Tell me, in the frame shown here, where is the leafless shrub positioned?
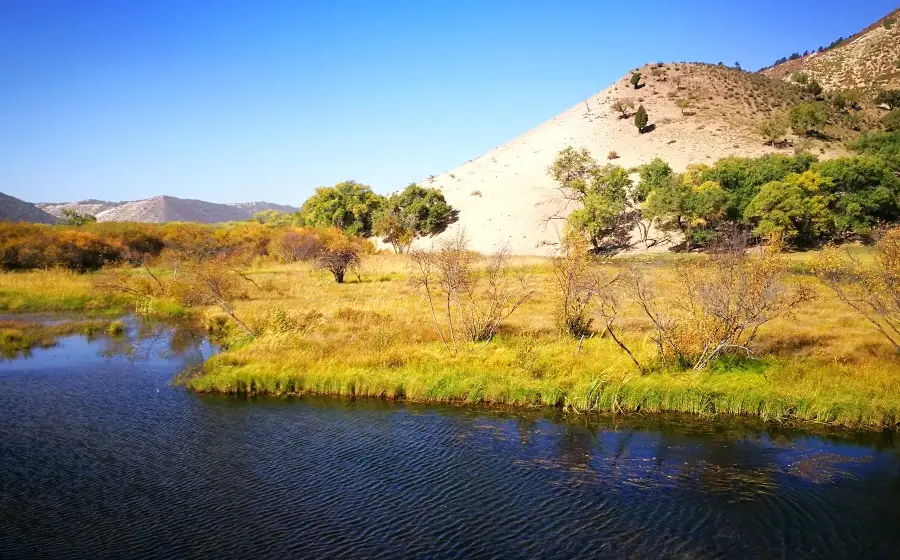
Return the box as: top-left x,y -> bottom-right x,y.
814,227 -> 900,352
408,232 -> 533,351
623,233 -> 814,369
551,233 -> 643,372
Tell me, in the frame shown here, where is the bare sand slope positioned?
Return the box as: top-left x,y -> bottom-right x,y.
423,63 -> 844,255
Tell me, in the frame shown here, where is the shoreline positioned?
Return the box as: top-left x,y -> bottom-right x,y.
178,354 -> 900,430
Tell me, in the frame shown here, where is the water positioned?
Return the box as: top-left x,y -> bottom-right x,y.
1,318 -> 899,559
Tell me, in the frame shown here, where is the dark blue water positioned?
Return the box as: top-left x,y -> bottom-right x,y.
1,318 -> 899,559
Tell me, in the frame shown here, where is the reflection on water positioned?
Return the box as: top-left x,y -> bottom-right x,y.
0,319 -> 899,559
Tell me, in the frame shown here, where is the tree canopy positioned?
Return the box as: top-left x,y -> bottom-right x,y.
374,183 -> 458,252
296,180 -> 383,237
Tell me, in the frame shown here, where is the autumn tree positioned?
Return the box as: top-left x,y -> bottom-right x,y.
814,227 -> 900,352
408,232 -> 533,350
313,228 -> 368,283
744,171 -> 834,246
623,234 -> 813,369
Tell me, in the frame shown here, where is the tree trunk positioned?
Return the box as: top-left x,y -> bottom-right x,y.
334,269 -> 345,283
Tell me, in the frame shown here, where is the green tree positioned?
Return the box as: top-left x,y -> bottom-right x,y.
549,148 -> 630,252
788,102 -> 828,135
250,209 -> 295,227
744,171 -> 834,246
875,90 -> 900,109
635,157 -> 674,202
758,117 -> 788,145
59,209 -> 97,226
296,180 -> 384,237
373,183 -> 458,253
634,105 -> 649,133
813,156 -> 900,235
805,80 -> 823,97
630,72 -> 642,88
642,169 -> 727,249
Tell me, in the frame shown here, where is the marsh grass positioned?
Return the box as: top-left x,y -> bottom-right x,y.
0,318 -> 123,358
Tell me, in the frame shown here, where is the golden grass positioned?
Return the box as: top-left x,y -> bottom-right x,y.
179,251 -> 900,429
0,270 -> 124,312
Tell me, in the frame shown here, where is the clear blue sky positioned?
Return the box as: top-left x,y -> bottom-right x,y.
1,1 -> 896,205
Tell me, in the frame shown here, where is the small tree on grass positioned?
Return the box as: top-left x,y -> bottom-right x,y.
814,227 -> 900,352
622,233 -> 814,370
611,98 -> 635,118
805,80 -> 823,97
630,72 -> 642,88
314,228 -> 367,283
634,105 -> 649,133
408,232 -> 533,352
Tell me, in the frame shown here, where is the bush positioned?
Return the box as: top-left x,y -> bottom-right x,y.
610,98 -> 635,118
882,110 -> 900,132
875,90 -> 900,110
789,102 -> 828,135
814,227 -> 900,352
408,232 -> 533,348
758,117 -> 788,145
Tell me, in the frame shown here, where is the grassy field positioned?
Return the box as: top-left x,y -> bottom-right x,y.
0,270 -> 125,313
172,250 -> 900,429
2,250 -> 897,429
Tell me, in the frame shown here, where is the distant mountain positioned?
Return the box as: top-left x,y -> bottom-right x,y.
37,196 -> 297,224
0,192 -> 57,224
762,9 -> 900,95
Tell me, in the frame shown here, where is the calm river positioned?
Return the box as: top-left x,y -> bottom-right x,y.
1,318 -> 899,559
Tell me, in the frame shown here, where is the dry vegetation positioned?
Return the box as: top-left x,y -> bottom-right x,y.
139,240 -> 899,429
763,9 -> 900,96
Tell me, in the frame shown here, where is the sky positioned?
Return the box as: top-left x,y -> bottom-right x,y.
1,1 -> 897,205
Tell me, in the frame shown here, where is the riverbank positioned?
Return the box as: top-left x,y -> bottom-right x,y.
5,251 -> 898,429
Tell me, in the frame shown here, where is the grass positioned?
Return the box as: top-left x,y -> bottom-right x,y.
171,250 -> 900,430
5,252 -> 897,429
0,270 -> 125,313
0,318 -> 124,358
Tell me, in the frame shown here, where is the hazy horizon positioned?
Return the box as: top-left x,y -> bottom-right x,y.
2,0 -> 897,205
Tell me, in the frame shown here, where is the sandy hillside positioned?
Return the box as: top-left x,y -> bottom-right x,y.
762,9 -> 900,95
424,63 -> 845,255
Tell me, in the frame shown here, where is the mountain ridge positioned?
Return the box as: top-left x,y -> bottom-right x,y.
37,196 -> 297,224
